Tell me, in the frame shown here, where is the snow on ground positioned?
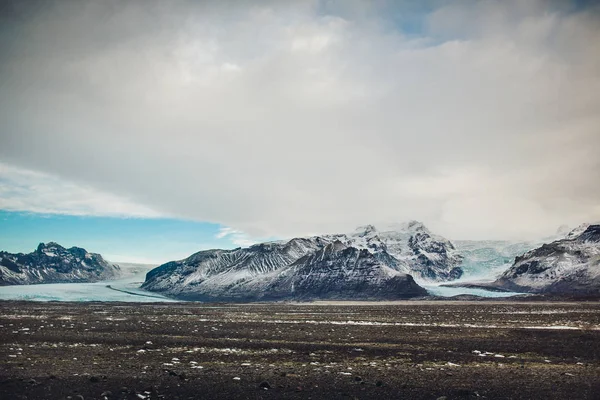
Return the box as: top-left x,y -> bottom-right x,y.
0,269 -> 522,301
423,284 -> 522,298
0,266 -> 178,302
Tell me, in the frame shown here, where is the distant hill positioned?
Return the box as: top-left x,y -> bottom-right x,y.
0,242 -> 121,285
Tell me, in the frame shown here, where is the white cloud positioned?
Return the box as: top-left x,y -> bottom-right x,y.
0,0 -> 598,240
215,227 -> 241,239
215,226 -> 259,247
0,163 -> 162,218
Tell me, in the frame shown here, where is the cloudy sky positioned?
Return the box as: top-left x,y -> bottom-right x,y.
1,0 -> 599,261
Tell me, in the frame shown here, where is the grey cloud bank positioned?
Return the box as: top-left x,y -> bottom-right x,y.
0,0 -> 599,240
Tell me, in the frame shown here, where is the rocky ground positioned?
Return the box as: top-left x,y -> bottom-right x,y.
1,300 -> 599,400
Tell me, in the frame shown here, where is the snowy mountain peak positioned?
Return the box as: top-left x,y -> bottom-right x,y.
565,223 -> 592,240
352,225 -> 377,236
405,220 -> 428,231
338,221 -> 463,282
37,242 -> 62,252
379,220 -> 429,234
576,225 -> 600,243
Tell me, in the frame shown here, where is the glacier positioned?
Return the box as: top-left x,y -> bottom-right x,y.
418,240 -> 538,297
0,264 -> 176,302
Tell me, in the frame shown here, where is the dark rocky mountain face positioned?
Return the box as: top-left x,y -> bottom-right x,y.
265,241 -> 428,300
0,242 -> 121,285
142,222 -> 459,301
492,225 -> 600,296
406,231 -> 463,281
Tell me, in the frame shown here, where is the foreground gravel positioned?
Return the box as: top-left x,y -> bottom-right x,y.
1,300 -> 599,399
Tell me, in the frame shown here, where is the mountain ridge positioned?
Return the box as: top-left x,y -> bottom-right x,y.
141,221 -> 460,301
0,242 -> 121,285
443,225 -> 600,297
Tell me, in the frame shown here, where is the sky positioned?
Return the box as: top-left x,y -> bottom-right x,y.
0,0 -> 599,262
0,211 -> 269,264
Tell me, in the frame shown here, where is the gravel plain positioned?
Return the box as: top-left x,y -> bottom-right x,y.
1,300 -> 599,399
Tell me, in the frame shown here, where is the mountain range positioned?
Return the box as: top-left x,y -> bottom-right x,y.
141,221 -> 461,301
2,222 -> 599,300
0,242 -> 121,285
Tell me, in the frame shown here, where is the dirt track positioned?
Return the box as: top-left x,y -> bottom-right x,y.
1,301 -> 599,399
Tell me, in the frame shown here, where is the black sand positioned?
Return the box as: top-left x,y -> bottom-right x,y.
1,301 -> 599,399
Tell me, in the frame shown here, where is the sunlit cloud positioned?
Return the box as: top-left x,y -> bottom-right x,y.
215,226 -> 258,247
0,163 -> 163,219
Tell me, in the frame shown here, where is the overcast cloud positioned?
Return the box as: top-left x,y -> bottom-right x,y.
0,0 -> 598,240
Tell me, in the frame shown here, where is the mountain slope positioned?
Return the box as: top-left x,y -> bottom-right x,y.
142,222 -> 459,301
0,242 -> 121,285
324,221 -> 463,281
265,241 -> 427,300
491,225 -> 600,296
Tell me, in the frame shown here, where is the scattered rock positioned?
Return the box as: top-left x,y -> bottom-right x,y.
100,391 -> 112,398
27,378 -> 38,385
375,380 -> 383,387
354,376 -> 362,382
258,381 -> 271,390
89,376 -> 99,383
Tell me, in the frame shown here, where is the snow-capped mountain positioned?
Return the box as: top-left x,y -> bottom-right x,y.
449,223 -> 595,283
564,223 -> 591,240
491,225 -> 600,296
142,221 -> 459,301
0,242 -> 121,285
328,221 -> 463,281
